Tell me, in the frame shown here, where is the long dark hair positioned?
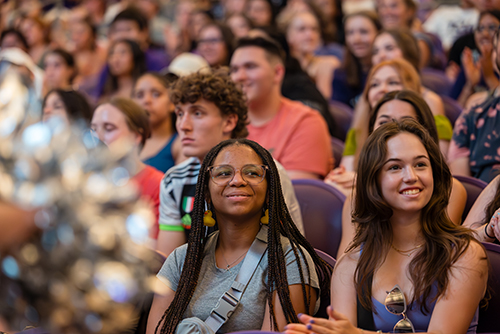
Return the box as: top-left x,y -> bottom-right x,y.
197,23 -> 235,66
351,118 -> 478,313
343,11 -> 381,89
156,139 -> 332,333
42,48 -> 77,84
369,90 -> 439,142
43,89 -> 92,124
133,72 -> 177,132
374,29 -> 420,70
103,39 -> 146,97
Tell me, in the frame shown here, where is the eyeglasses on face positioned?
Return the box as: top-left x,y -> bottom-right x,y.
475,24 -> 500,34
197,38 -> 224,45
385,285 -> 415,333
207,164 -> 268,186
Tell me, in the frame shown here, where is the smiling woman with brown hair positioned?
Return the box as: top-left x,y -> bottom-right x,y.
285,119 -> 487,334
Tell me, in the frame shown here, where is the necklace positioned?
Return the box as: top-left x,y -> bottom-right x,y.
220,247 -> 248,271
391,243 -> 424,257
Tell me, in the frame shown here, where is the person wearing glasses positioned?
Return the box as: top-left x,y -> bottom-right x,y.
447,10 -> 500,107
154,70 -> 304,258
196,23 -> 235,68
146,139 -> 331,334
285,119 -> 488,334
449,24 -> 500,183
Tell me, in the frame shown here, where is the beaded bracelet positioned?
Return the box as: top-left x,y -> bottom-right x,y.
485,222 -> 496,239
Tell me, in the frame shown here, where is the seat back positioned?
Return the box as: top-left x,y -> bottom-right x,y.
227,331 -> 276,334
478,242 -> 500,333
314,248 -> 336,318
292,179 -> 345,259
329,101 -> 353,141
331,137 -> 345,169
421,68 -> 452,96
454,175 -> 487,223
441,95 -> 463,126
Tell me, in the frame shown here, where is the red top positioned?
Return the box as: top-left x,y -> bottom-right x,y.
247,97 -> 333,177
133,165 -> 164,239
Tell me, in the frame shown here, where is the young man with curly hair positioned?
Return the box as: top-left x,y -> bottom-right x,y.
156,70 -> 303,257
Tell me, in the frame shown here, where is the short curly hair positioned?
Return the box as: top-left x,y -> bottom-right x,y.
169,69 -> 248,139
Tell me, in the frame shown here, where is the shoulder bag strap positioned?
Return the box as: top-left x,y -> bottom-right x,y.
204,225 -> 268,332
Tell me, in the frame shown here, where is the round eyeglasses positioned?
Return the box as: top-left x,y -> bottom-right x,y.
207,164 -> 268,186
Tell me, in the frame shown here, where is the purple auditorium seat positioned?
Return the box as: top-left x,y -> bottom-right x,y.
315,248 -> 336,268
227,331 -> 276,334
292,179 -> 345,259
478,242 -> 500,333
331,137 -> 345,169
441,95 -> 463,126
421,68 -> 453,96
329,101 -> 353,141
453,175 -> 487,223
314,248 -> 335,318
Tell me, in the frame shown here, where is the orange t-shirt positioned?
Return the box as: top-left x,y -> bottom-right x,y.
247,97 -> 333,177
133,165 -> 164,239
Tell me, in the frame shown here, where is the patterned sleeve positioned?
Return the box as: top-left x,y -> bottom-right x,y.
449,108 -> 473,162
158,174 -> 184,232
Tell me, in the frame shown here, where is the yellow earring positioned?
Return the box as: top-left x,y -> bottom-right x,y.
260,209 -> 269,225
204,210 -> 216,227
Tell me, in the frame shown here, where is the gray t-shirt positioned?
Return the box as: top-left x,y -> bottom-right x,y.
157,229 -> 320,333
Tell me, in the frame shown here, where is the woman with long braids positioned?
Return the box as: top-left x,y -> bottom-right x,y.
146,139 -> 331,334
285,119 -> 487,334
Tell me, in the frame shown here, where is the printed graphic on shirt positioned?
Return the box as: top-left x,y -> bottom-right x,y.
179,186 -> 196,230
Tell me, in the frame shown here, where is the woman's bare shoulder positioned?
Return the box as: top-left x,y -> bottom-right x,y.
334,247 -> 360,273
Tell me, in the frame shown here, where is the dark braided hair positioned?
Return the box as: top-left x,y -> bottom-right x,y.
156,139 -> 332,333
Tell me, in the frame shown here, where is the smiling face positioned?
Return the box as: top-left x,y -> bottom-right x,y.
372,33 -> 403,65
227,15 -> 251,39
287,12 -> 321,55
378,0 -> 413,29
367,65 -> 404,107
373,99 -> 418,130
230,46 -> 281,105
474,13 -> 500,50
133,74 -> 173,128
91,103 -> 140,147
69,20 -> 93,51
197,25 -> 228,67
378,132 -> 433,217
345,15 -> 378,60
247,0 -> 273,27
175,99 -> 236,160
208,144 -> 267,223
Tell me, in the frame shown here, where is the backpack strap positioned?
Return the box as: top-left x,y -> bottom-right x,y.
204,225 -> 268,332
